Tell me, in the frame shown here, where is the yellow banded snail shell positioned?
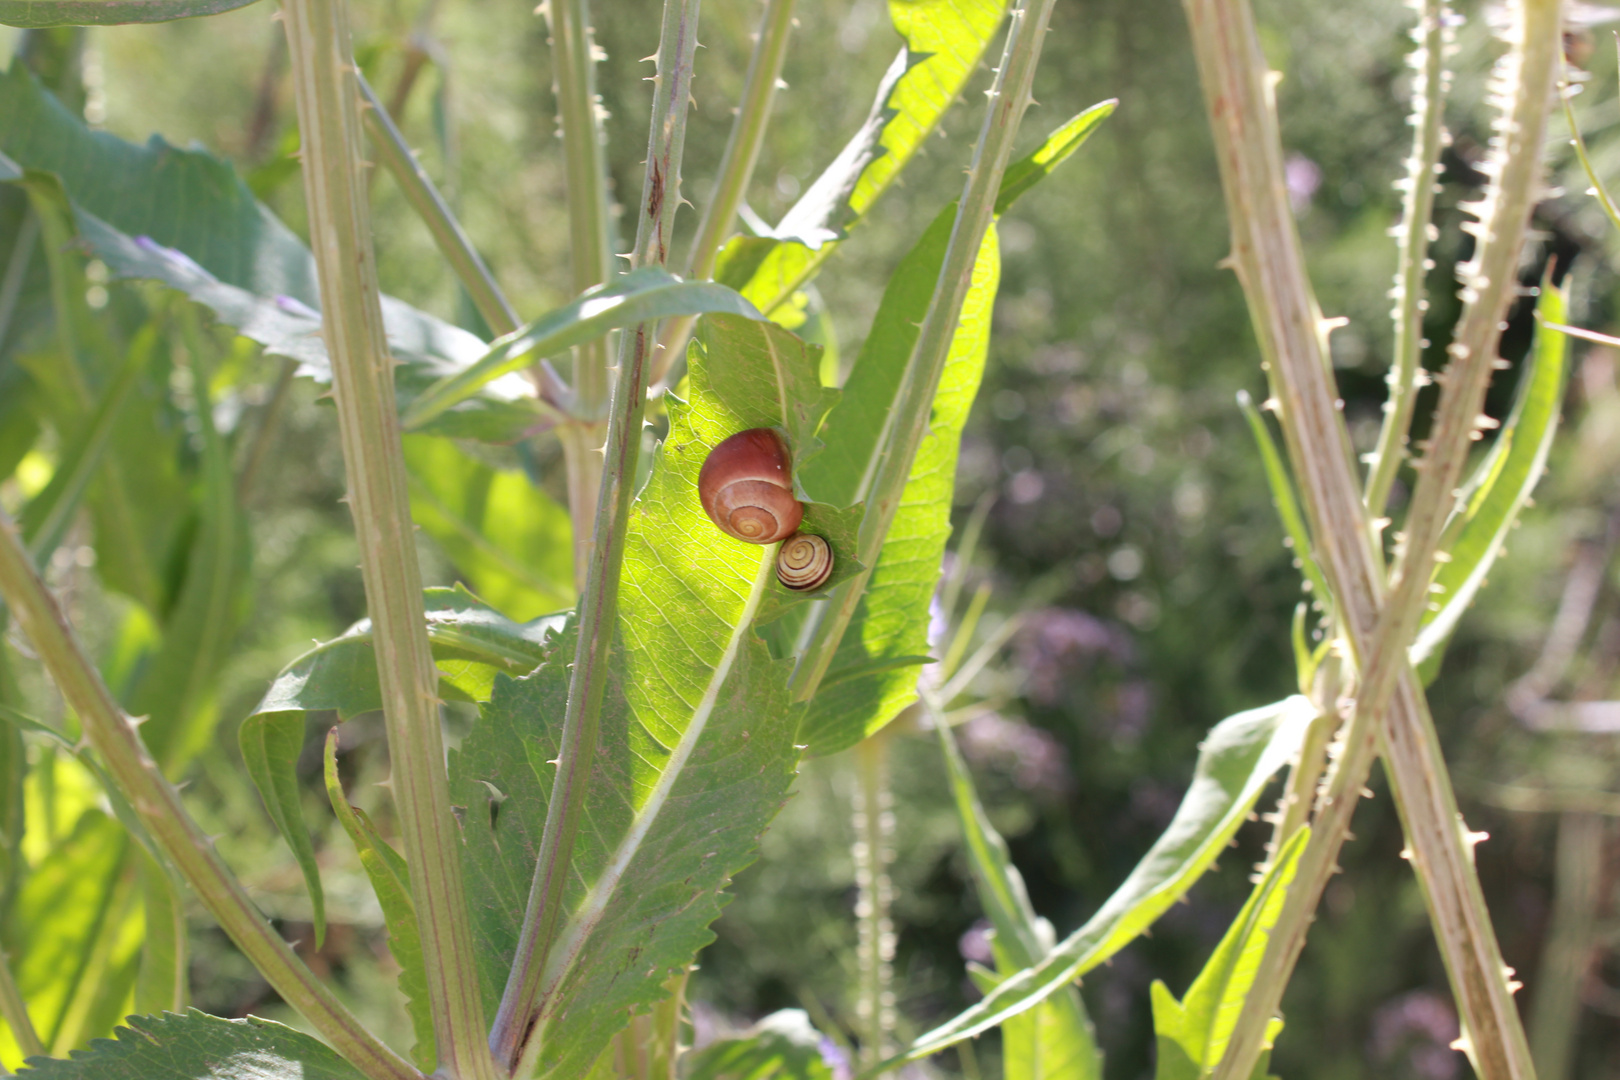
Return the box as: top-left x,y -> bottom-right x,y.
776,533 -> 833,591
698,428 -> 804,544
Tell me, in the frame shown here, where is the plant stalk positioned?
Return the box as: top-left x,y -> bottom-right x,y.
279,3 -> 497,1077
490,0 -> 704,1067
542,0 -> 616,591
789,0 -> 1055,703
854,730 -> 896,1069
650,0 -> 798,391
1364,0 -> 1452,519
1183,0 -> 1557,1077
0,510 -> 420,1080
357,71 -> 519,337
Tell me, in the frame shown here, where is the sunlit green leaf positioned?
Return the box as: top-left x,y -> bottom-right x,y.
451,315 -> 846,1078
716,0 -> 1010,315
1150,829 -> 1304,1080
403,437 -> 574,621
1410,281 -> 1569,676
875,696 -> 1315,1072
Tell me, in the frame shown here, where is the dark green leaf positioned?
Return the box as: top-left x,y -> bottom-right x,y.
0,0 -> 261,28
14,1010 -> 366,1079
238,712 -> 325,949
684,1010 -> 834,1080
1236,390 -> 1333,612
249,585 -> 564,723
322,732 -> 432,1071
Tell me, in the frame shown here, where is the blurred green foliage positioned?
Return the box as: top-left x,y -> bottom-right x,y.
0,0 -> 1617,1076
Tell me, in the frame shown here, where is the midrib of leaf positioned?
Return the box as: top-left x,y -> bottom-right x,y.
533,550 -> 776,1011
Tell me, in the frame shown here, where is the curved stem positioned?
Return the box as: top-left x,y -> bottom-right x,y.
0,949 -> 42,1061
650,0 -> 798,391
490,0 -> 704,1067
0,512 -> 419,1080
280,3 -> 496,1077
1364,0 -> 1451,519
358,71 -> 519,337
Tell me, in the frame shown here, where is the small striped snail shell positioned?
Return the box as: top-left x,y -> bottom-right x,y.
698,428 -> 804,544
776,533 -> 833,591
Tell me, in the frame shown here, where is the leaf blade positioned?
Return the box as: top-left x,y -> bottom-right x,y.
0,0 -> 261,27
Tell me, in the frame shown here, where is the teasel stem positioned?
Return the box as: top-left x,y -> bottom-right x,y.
1364,0 -> 1453,519
491,0 -> 704,1068
280,1 -> 497,1075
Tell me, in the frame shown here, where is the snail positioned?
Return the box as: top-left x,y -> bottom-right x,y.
775,533 -> 833,591
699,427 -> 834,591
698,428 -> 804,544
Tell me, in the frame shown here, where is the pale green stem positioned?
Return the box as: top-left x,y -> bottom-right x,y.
357,71 -> 519,337
235,357 -> 298,505
1364,0 -> 1451,519
490,0 -> 704,1067
1562,55 -> 1620,237
650,0 -> 798,391
854,731 -> 895,1070
0,950 -> 42,1060
0,510 -> 419,1080
543,0 -> 615,591
279,3 -> 496,1078
790,0 -> 1057,702
1184,0 -> 1557,1078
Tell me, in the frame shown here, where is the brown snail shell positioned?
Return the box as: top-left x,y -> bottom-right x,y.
776,533 -> 833,591
698,428 -> 804,544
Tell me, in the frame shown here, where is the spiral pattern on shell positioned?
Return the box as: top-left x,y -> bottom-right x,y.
776,533 -> 833,591
698,428 -> 804,544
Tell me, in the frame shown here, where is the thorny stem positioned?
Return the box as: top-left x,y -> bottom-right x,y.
279,3 -> 497,1077
1185,0 -> 1557,1078
1560,54 -> 1620,237
0,511 -> 420,1080
854,731 -> 896,1069
490,0 -> 704,1068
357,71 -> 519,337
1364,0 -> 1452,519
543,0 -> 616,591
650,0 -> 799,391
789,0 -> 1055,703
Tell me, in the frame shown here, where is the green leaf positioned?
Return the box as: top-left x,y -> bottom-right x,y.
1150,829 -> 1305,1080
0,62 -> 530,440
7,811 -> 126,1056
0,1 -> 261,28
683,1010 -> 834,1080
12,1010 -> 366,1079
994,101 -> 1117,214
716,0 -> 1011,315
938,719 -> 1102,1080
322,732 -> 433,1072
403,436 -> 574,621
1409,280 -> 1570,675
133,853 -> 186,1018
1236,391 -> 1333,612
399,268 -> 764,431
450,315 -> 843,1078
249,585 -> 564,722
794,108 -> 1111,754
237,712 -> 325,950
876,696 -> 1315,1071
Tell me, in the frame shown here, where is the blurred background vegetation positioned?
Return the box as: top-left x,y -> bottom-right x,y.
0,0 -> 1617,1076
